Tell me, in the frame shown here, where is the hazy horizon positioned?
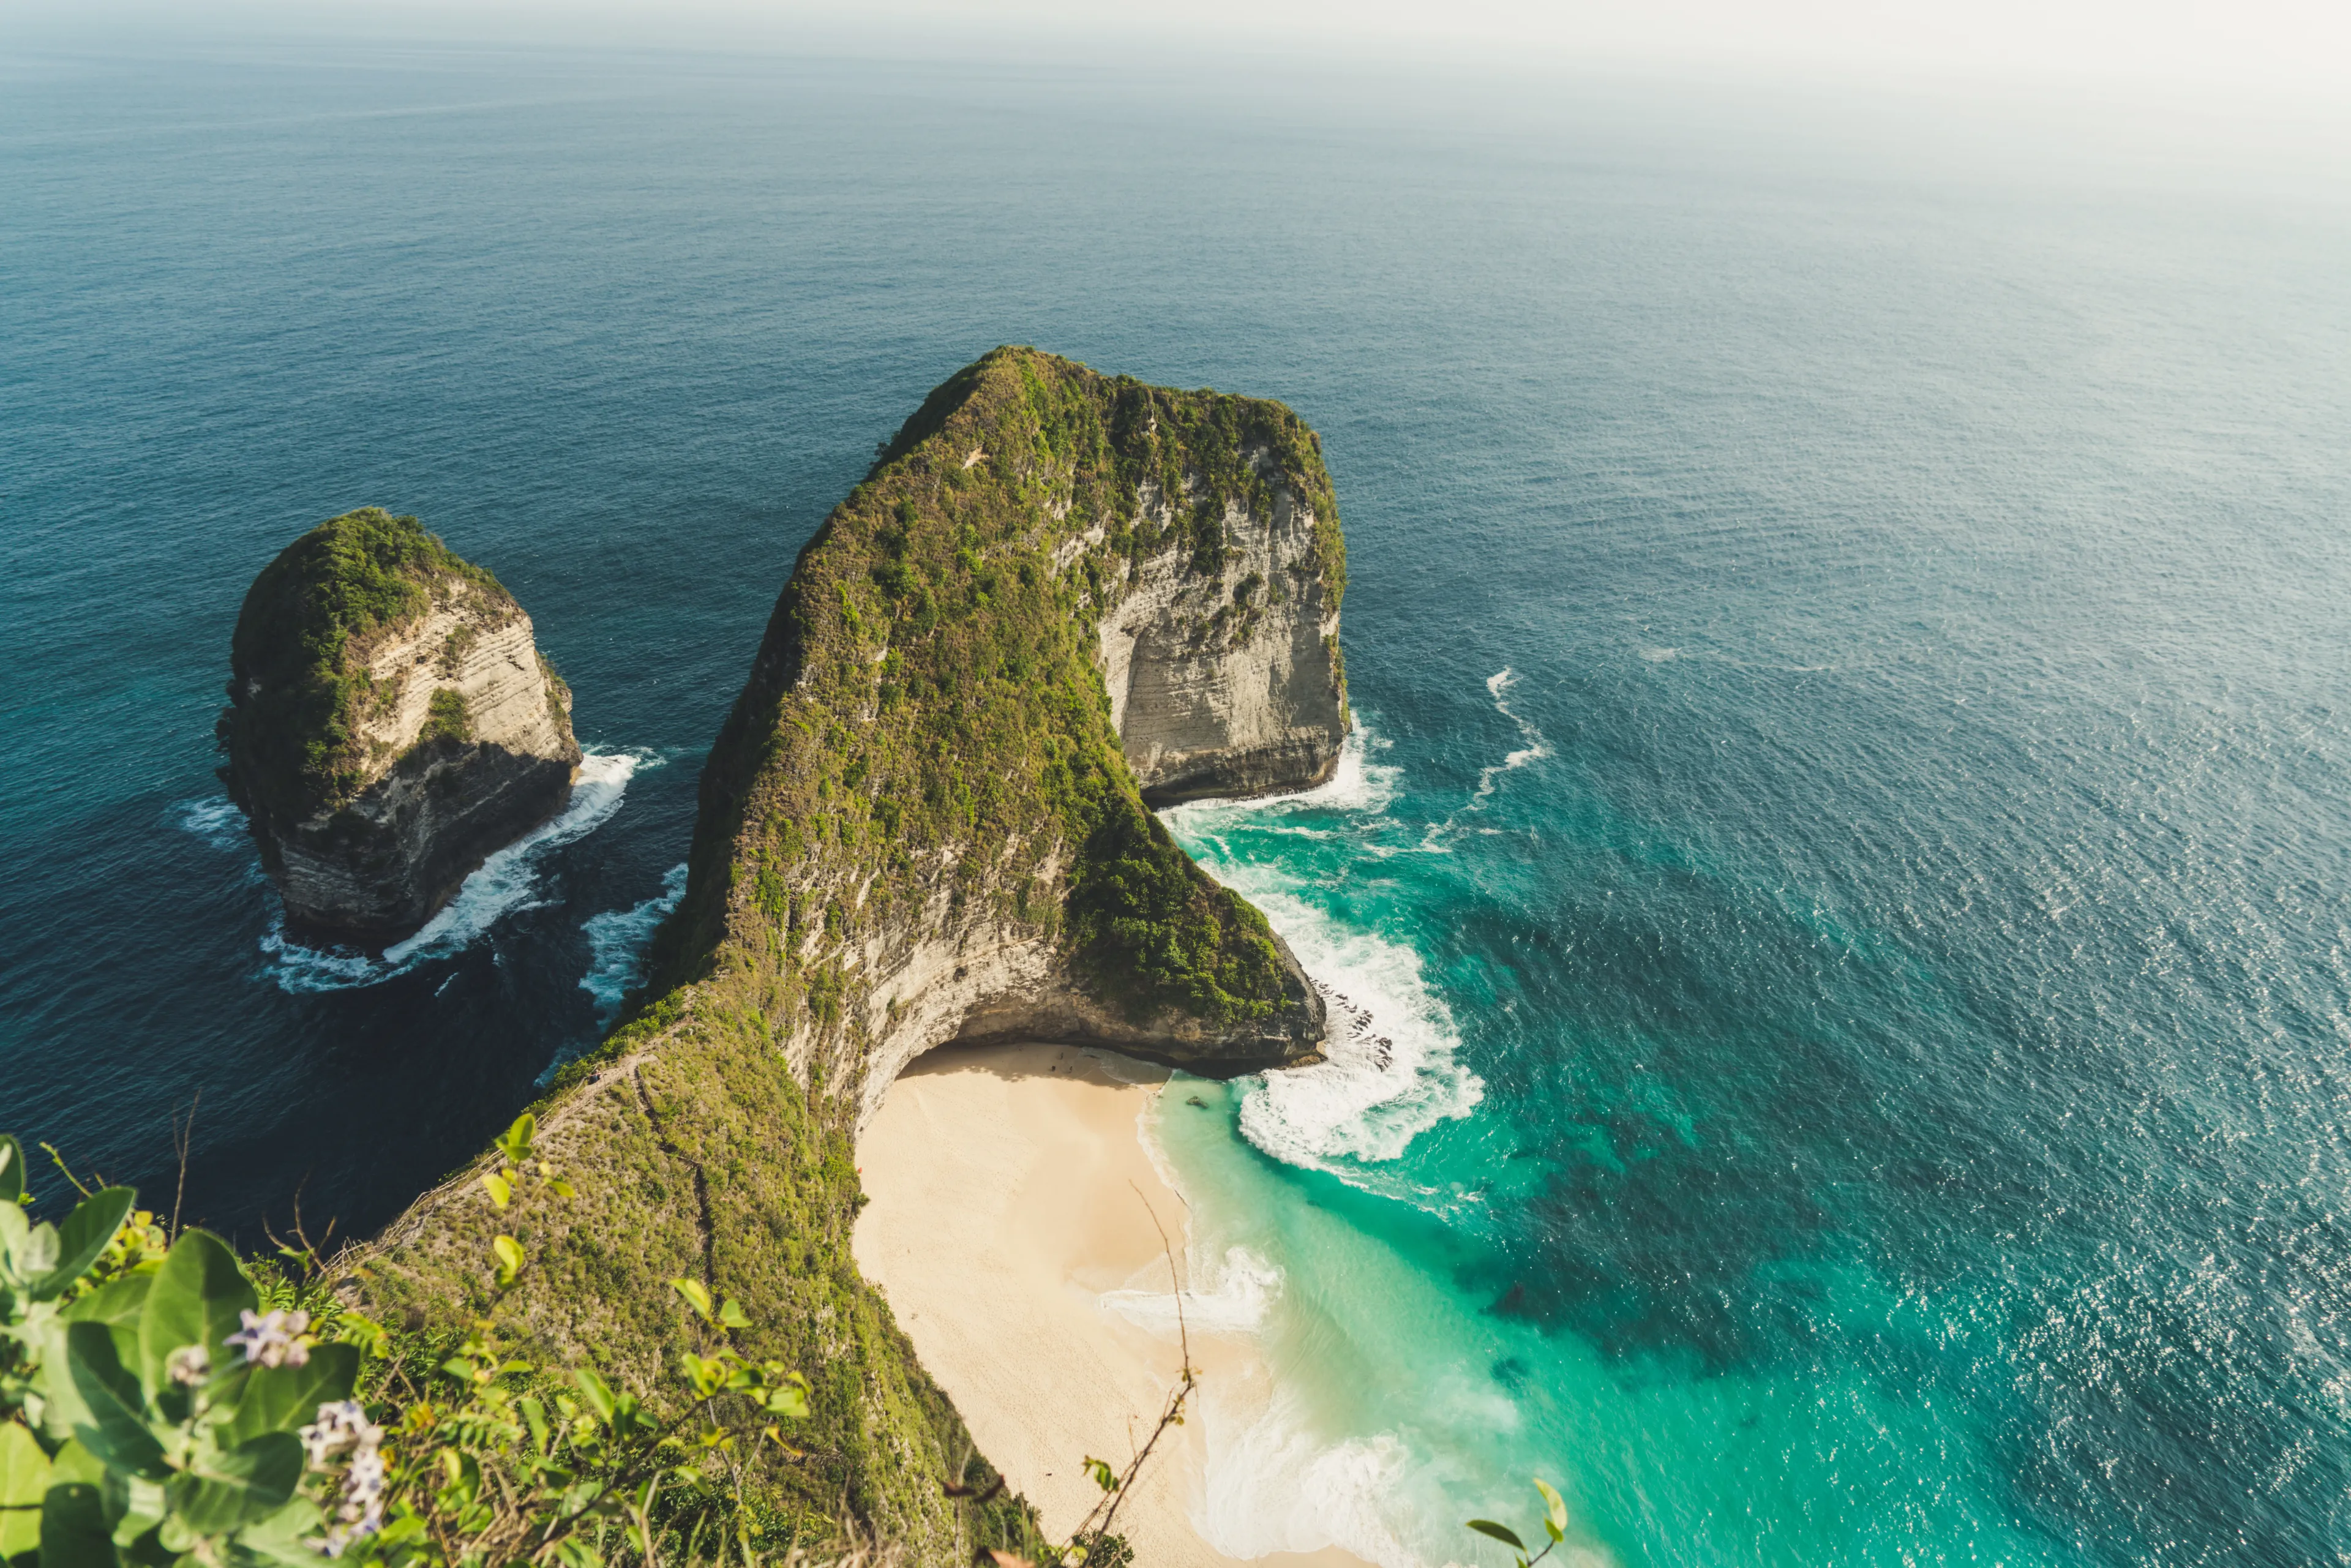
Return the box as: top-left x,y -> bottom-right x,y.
7,0 -> 2351,105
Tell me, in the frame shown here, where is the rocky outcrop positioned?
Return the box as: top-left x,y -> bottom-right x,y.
637,345 -> 1350,1112
1100,472 -> 1346,803
219,508 -> 580,943
346,351 -> 1351,1559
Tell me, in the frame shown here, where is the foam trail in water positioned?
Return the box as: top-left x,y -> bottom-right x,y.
1419,668 -> 1550,852
263,750 -> 656,993
579,860 -> 688,1020
1100,1245 -> 1283,1336
1472,667 -> 1550,801
174,796 -> 249,850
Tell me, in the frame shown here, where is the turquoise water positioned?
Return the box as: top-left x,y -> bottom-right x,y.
7,34 -> 2351,1567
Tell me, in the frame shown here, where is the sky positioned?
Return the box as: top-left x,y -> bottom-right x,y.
7,0 -> 2350,97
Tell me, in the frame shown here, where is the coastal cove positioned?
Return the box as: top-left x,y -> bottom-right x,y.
852,1042 -> 1368,1568
7,36 -> 2351,1568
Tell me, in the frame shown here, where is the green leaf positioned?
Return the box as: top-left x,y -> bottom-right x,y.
103,1473 -> 166,1551
58,1278 -> 148,1334
24,1319 -> 89,1450
15,1228 -> 58,1285
494,1114 -> 536,1167
136,1232 -> 253,1397
0,1137 -> 24,1206
59,1279 -> 151,1394
667,1280 -> 712,1321
1467,1520 -> 1526,1551
715,1298 -> 749,1330
481,1172 -> 512,1210
62,1326 -> 163,1479
29,1192 -> 134,1304
0,1422 -> 53,1564
0,1205 -> 30,1285
331,1312 -> 386,1358
492,1235 -> 525,1286
225,1345 -> 357,1444
223,1495 -> 323,1568
1532,1477 -> 1567,1541
168,1433 -> 301,1534
36,1478 -> 114,1568
574,1369 -> 614,1427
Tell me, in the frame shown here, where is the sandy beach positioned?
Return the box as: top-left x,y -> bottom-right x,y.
853,1043 -> 1368,1568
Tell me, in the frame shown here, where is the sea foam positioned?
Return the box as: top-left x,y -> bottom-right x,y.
1160,721 -> 1402,835
1161,717 -> 1483,1191
1234,885 -> 1483,1177
1418,667 -> 1550,852
1197,1409 -> 1423,1567
174,795 -> 250,851
263,749 -> 656,993
579,860 -> 688,1019
1100,1245 -> 1284,1336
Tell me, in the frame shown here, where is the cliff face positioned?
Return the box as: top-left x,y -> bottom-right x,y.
219,508 -> 581,942
1100,471 -> 1346,803
346,351 -> 1349,1558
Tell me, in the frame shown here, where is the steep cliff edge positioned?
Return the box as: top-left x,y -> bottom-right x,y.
345,350 -> 1349,1558
219,508 -> 581,942
1100,463 -> 1346,803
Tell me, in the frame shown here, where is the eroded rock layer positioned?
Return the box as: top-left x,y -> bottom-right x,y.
219,508 -> 580,942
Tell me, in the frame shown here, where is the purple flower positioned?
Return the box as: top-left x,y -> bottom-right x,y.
226,1308 -> 312,1368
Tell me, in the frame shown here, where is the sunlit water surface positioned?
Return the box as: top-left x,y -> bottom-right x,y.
4,39 -> 2349,1567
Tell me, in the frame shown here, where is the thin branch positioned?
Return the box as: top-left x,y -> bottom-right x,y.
1070,1182 -> 1196,1551
40,1142 -> 96,1198
168,1090 -> 200,1240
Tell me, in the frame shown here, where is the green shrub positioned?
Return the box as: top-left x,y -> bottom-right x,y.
416,689 -> 472,748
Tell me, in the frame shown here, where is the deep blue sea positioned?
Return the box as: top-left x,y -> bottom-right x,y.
6,33 -> 2350,1568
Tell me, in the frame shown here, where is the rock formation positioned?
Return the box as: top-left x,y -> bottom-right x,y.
218,508 -> 581,942
346,350 -> 1349,1556
1100,467 -> 1346,803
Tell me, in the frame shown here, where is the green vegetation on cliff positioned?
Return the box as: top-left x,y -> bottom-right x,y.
647,345 -> 1341,1036
219,508 -> 510,823
348,350 -> 1346,1561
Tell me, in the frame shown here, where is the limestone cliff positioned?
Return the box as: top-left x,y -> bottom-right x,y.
345,350 -> 1349,1559
219,508 -> 582,942
1100,467 -> 1346,803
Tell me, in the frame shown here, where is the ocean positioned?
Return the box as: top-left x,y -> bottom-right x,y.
4,33 -> 2349,1567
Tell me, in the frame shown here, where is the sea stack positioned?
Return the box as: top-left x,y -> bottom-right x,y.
217,508 -> 581,942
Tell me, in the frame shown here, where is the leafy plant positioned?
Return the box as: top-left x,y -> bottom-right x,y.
0,1122 -> 814,1568
415,691 -> 472,749
1466,1477 -> 1571,1567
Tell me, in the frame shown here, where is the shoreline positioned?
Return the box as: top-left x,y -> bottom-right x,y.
852,1042 -> 1370,1568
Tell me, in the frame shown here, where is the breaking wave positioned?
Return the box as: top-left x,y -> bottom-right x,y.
1231,882 -> 1483,1180
579,860 -> 688,1019
263,750 -> 656,993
